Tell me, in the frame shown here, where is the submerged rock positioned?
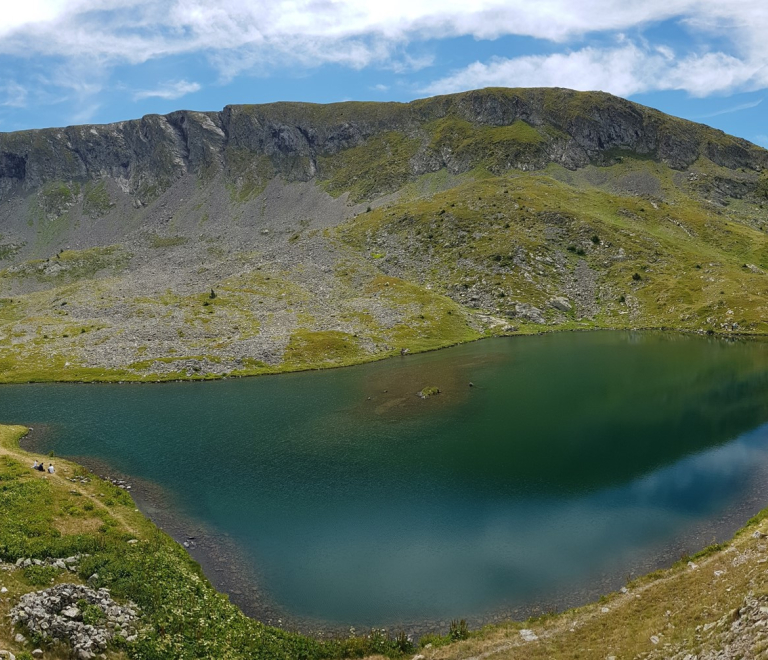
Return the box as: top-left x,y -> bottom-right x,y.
417,386 -> 441,399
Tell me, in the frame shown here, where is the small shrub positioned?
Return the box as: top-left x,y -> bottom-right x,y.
632,272 -> 642,281
23,565 -> 60,586
449,619 -> 470,641
395,631 -> 413,653
591,234 -> 600,244
77,599 -> 106,626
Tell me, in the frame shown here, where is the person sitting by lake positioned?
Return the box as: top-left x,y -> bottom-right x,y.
31,460 -> 39,470
47,464 -> 55,474
35,462 -> 45,472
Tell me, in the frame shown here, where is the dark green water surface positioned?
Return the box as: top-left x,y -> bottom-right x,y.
4,331 -> 768,629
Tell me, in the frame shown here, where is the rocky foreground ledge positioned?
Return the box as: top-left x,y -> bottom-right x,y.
10,584 -> 139,660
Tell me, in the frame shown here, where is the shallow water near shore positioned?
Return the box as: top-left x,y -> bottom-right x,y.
5,331 -> 768,631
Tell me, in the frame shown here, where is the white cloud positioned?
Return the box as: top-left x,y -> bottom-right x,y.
0,81 -> 29,107
0,1 -> 753,62
133,79 -> 201,100
70,102 -> 102,124
0,1 -> 767,99
694,98 -> 763,119
423,40 -> 768,98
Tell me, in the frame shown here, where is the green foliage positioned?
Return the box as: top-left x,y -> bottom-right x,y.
0,242 -> 23,261
77,599 -> 107,625
283,330 -> 363,367
449,619 -> 470,641
22,564 -> 61,586
3,246 -> 130,284
40,181 -> 79,218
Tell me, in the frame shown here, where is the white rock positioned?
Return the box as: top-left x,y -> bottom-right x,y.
32,650 -> 43,658
13,634 -> 25,644
687,561 -> 698,570
550,296 -> 572,312
620,587 -> 628,594
714,570 -> 725,577
0,650 -> 17,660
519,629 -> 538,642
601,607 -> 610,613
0,587 -> 7,593
650,635 -> 660,645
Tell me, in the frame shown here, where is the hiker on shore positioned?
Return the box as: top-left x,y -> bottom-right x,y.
31,460 -> 39,470
47,464 -> 55,474
35,462 -> 45,472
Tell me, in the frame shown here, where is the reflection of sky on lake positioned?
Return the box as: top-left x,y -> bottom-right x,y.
256,422 -> 768,623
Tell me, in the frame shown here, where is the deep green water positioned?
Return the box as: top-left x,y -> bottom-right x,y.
4,332 -> 768,628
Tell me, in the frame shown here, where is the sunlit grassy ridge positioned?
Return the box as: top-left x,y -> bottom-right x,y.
339,156 -> 768,335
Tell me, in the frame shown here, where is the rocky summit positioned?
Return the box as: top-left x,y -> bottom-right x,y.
0,87 -> 766,382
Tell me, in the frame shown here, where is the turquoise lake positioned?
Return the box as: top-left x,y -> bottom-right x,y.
4,331 -> 768,630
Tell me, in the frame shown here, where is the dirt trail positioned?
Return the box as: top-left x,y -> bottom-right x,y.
0,425 -> 138,535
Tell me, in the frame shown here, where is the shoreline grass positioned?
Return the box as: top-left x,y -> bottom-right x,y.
1,324 -> 766,385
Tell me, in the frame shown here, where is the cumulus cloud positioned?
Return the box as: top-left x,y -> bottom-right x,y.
423,41 -> 768,98
0,1 -> 767,99
133,79 -> 201,100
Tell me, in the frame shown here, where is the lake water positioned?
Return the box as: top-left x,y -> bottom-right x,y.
4,331 -> 768,631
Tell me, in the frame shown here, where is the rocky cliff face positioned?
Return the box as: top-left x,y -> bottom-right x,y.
1,88 -> 765,207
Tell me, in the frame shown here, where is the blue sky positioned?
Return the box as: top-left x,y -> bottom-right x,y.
0,1 -> 766,148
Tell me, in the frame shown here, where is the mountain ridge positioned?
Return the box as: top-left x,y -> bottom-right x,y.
0,87 -> 766,383
1,87 -> 765,203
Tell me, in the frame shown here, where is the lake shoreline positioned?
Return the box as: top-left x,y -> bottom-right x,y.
2,325 -> 767,386
12,330 -> 768,637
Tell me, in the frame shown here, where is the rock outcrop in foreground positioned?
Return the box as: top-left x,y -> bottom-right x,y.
10,584 -> 139,659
